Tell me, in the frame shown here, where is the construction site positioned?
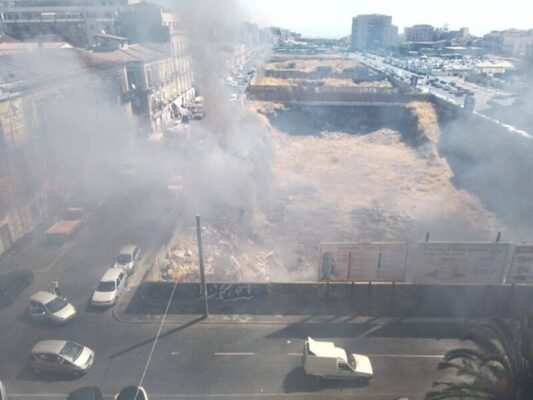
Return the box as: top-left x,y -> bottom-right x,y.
151,54 -> 527,286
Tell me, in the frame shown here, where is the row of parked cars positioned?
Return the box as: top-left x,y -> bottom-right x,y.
27,245 -> 141,325
0,380 -> 147,400
428,78 -> 473,97
22,244 -> 142,386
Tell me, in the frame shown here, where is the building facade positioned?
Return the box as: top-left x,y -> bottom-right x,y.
0,92 -> 47,254
350,14 -> 397,51
0,0 -> 138,47
404,24 -> 434,42
482,29 -> 533,58
0,46 -> 135,256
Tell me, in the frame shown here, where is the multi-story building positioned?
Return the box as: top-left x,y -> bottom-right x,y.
482,29 -> 533,58
404,24 -> 434,42
93,35 -> 194,132
0,45 -> 135,255
0,90 -> 47,254
350,14 -> 397,51
0,0 -> 138,47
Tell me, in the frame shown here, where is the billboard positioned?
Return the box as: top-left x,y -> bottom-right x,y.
412,242 -> 511,284
319,242 -> 408,282
507,245 -> 533,283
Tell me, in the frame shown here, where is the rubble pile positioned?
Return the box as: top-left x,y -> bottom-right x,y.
158,219 -> 284,283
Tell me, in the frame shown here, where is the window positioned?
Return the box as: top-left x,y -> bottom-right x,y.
0,122 -> 5,149
338,363 -> 352,372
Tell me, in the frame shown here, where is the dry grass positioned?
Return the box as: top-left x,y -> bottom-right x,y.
405,101 -> 440,143
266,58 -> 359,73
254,76 -> 391,88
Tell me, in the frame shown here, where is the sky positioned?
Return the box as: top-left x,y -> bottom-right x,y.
241,0 -> 533,38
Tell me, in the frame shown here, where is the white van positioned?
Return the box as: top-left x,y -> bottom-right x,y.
91,268 -> 126,308
302,337 -> 373,382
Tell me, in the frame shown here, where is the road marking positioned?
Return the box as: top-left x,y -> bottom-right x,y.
7,393 -> 431,399
368,354 -> 444,359
171,352 -> 180,355
214,352 -> 255,356
34,242 -> 74,273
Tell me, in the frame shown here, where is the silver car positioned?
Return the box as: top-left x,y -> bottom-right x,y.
27,291 -> 77,325
30,340 -> 94,377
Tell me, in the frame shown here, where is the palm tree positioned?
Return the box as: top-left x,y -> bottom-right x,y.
426,317 -> 533,400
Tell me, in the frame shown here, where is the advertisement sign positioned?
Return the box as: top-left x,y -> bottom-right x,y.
319,242 -> 408,282
507,245 -> 533,283
412,242 -> 511,284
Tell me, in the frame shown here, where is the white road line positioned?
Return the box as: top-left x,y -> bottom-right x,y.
368,354 -> 444,359
171,351 -> 180,355
214,352 -> 255,356
287,353 -> 301,356
34,242 -> 73,273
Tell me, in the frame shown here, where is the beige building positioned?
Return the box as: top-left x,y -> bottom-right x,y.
0,46 -> 134,256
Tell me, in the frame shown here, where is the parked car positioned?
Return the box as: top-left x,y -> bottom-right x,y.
30,340 -> 95,377
0,270 -> 33,307
114,245 -> 141,275
68,387 -> 104,400
302,337 -> 373,382
115,386 -> 149,400
91,268 -> 127,308
27,291 -> 77,325
46,208 -> 84,242
0,380 -> 6,400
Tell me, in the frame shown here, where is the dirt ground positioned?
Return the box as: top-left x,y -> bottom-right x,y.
250,101 -> 503,280
159,101 -> 504,282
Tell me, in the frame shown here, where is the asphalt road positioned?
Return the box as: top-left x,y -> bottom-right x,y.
0,313 -> 465,400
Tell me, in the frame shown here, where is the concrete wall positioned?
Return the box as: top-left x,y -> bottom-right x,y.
247,83 -> 428,104
125,281 -> 533,318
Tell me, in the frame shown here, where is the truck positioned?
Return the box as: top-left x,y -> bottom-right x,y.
302,337 -> 373,382
46,208 -> 84,242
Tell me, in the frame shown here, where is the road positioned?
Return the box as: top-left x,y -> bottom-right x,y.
349,52 -> 511,112
0,195 -> 470,400
0,311 -> 466,399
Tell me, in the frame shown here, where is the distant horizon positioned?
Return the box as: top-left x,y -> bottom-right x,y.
241,0 -> 533,39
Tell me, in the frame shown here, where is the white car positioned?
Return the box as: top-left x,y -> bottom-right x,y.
114,245 -> 141,275
91,268 -> 127,308
27,291 -> 77,325
115,386 -> 148,400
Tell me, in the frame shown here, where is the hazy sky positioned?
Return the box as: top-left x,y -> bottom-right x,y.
241,0 -> 533,38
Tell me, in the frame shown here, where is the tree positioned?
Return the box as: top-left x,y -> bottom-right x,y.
426,318 -> 533,400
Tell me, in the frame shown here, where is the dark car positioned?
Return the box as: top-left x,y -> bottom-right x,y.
115,386 -> 148,400
0,270 -> 33,306
68,387 -> 104,400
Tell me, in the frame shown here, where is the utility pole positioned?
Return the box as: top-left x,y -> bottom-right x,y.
196,215 -> 209,317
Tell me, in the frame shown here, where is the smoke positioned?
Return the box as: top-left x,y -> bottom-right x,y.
160,0 -> 275,232
438,113 -> 533,241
